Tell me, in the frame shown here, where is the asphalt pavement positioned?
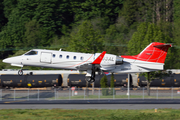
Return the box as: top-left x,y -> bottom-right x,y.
1,99 -> 180,104
0,99 -> 180,109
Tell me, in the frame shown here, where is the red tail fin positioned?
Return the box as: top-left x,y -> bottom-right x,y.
121,42 -> 172,63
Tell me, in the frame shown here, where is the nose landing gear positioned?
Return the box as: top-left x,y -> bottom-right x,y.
18,68 -> 23,76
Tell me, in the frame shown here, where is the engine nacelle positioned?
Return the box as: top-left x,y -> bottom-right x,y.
116,56 -> 123,65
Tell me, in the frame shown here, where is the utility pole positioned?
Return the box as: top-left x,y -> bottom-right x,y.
86,81 -> 89,96
126,74 -> 130,96
92,82 -> 94,95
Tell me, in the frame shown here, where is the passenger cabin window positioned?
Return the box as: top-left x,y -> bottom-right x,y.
53,54 -> 56,58
80,57 -> 83,60
59,55 -> 62,58
66,55 -> 69,59
25,51 -> 38,55
73,56 -> 76,60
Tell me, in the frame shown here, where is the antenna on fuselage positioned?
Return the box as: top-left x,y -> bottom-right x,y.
59,48 -> 62,51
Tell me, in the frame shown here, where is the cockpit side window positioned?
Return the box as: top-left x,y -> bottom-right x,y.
25,51 -> 38,55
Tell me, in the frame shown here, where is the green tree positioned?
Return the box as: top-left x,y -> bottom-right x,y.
110,73 -> 115,88
109,73 -> 115,95
127,22 -> 148,55
104,17 -> 129,55
67,20 -> 104,53
120,0 -> 138,26
3,0 -> 17,18
100,75 -> 109,96
24,20 -> 55,48
173,0 -> 180,68
33,0 -> 73,35
128,22 -> 172,55
0,0 -> 7,31
74,0 -> 124,22
1,0 -> 75,51
24,20 -> 44,48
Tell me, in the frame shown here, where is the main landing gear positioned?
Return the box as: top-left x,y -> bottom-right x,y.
85,65 -> 96,83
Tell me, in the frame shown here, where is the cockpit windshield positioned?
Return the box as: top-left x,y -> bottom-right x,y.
25,50 -> 38,55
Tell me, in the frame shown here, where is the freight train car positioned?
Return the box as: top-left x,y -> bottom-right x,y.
68,74 -> 132,87
0,74 -> 62,88
138,74 -> 180,87
0,74 -> 132,88
1,73 -> 180,88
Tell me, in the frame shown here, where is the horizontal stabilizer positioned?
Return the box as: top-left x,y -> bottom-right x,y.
153,43 -> 172,48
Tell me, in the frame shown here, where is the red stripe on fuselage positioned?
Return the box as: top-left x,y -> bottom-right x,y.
65,54 -> 94,68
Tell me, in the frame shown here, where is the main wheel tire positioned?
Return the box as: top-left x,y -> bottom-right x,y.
85,77 -> 91,82
90,79 -> 95,83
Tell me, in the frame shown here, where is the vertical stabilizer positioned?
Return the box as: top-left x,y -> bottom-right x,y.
121,42 -> 172,63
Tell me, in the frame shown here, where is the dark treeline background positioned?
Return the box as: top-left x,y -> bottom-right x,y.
0,0 -> 179,69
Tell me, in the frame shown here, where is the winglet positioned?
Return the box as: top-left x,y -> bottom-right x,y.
92,51 -> 106,64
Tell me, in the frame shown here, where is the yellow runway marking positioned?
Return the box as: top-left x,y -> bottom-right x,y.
4,100 -> 26,103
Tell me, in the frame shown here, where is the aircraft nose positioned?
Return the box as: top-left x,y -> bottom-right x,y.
3,57 -> 14,63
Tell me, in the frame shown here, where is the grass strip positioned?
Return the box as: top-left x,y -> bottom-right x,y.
0,109 -> 180,120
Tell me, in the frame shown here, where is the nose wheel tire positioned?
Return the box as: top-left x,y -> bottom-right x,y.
18,70 -> 23,76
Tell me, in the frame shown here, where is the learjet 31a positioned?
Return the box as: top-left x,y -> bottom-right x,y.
3,42 -> 172,82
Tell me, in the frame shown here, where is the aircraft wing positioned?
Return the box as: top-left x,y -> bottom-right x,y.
76,51 -> 106,71
92,51 -> 106,64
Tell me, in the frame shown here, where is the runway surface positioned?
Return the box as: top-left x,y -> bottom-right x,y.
1,99 -> 180,104
0,99 -> 180,109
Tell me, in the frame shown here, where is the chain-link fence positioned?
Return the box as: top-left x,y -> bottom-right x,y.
1,87 -> 180,101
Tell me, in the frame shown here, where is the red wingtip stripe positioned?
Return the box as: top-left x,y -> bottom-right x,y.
92,51 -> 106,64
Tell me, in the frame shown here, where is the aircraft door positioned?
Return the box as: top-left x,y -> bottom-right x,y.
40,52 -> 52,63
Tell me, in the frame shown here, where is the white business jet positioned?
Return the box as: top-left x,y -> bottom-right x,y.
3,42 -> 172,82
